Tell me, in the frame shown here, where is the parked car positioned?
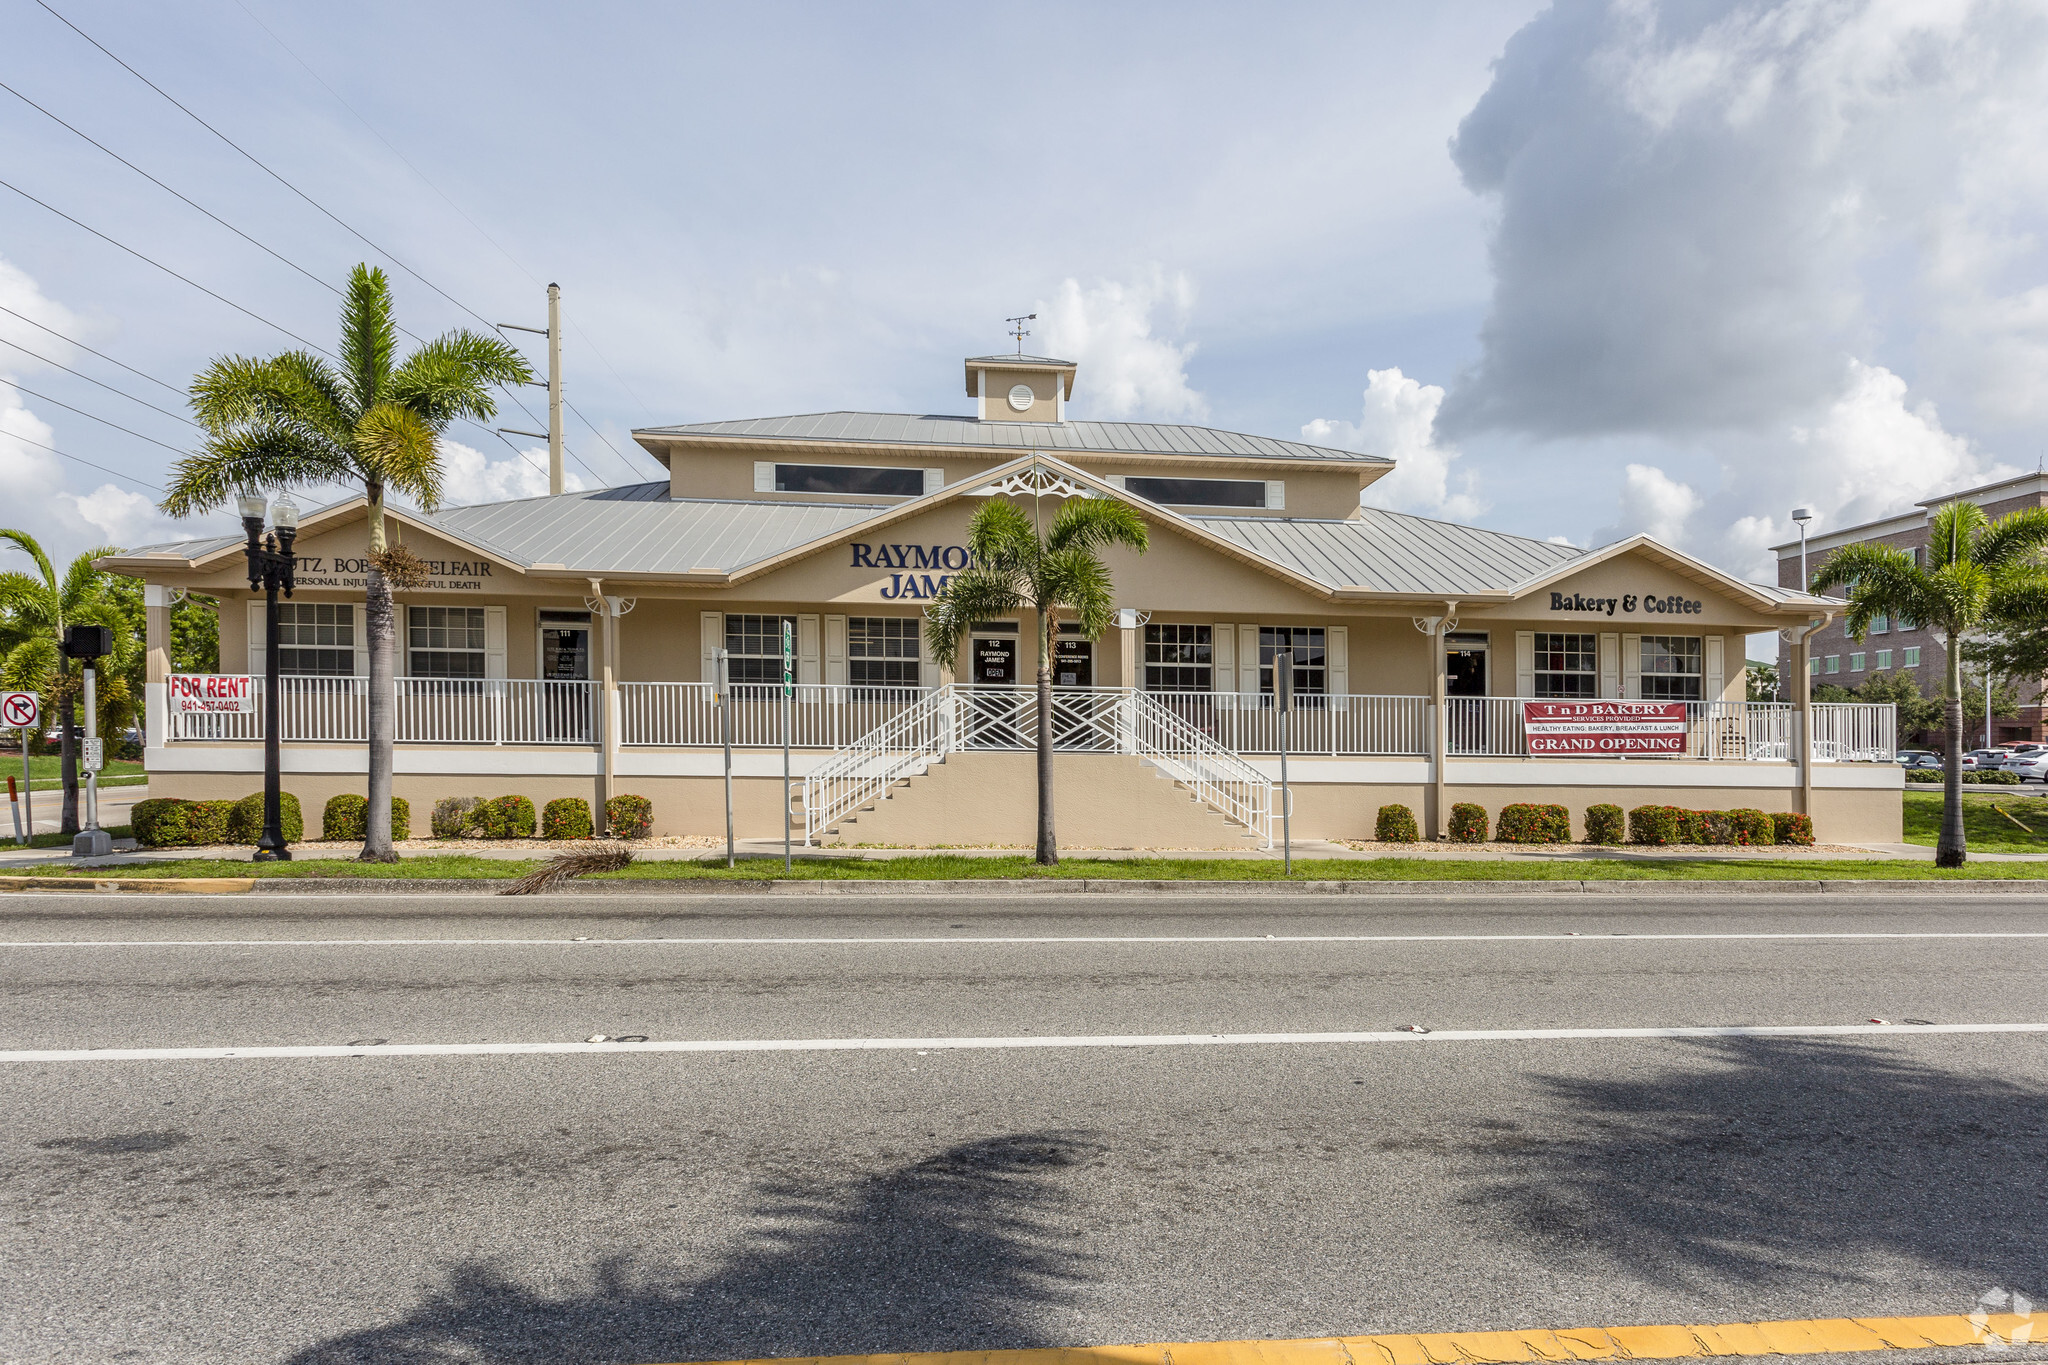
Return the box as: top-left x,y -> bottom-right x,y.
1967,749 -> 2008,770
1897,750 -> 1940,768
2010,750 -> 2048,783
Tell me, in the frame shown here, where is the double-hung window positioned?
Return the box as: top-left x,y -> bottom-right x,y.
1850,652 -> 1866,672
277,603 -> 355,676
1903,646 -> 1921,667
1639,636 -> 1704,701
1533,632 -> 1598,698
846,616 -> 920,689
723,614 -> 796,691
1259,626 -> 1325,704
1143,624 -> 1211,691
407,606 -> 485,679
1871,612 -> 1889,634
1875,649 -> 1892,669
1824,654 -> 1840,675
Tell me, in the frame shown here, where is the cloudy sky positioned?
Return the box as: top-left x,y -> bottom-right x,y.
4,0 -> 2046,619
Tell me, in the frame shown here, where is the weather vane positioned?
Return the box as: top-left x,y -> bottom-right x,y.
1006,313 -> 1035,355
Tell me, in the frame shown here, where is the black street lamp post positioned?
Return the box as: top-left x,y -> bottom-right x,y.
238,493 -> 299,861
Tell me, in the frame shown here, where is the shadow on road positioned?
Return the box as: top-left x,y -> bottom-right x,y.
287,1131 -> 1096,1365
1485,1037 -> 2048,1291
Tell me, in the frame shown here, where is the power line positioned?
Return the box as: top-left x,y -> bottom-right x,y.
0,428 -> 163,492
2,379 -> 193,457
486,428 -> 551,481
230,0 -> 664,428
0,304 -> 186,396
0,78 -> 342,300
0,176 -> 335,358
567,398 -> 658,483
0,335 -> 199,428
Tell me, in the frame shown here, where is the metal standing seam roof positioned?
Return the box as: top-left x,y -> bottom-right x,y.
634,411 -> 1388,465
1192,506 -> 1585,594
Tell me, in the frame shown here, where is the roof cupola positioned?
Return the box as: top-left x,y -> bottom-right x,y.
964,354 -> 1076,424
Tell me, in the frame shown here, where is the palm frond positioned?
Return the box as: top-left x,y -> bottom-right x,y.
1035,544 -> 1119,637
1923,500 -> 1989,572
191,352 -> 354,442
339,264 -> 397,411
1046,497 -> 1150,558
964,498 -> 1042,572
354,403 -> 444,512
0,570 -> 56,626
59,549 -> 121,615
390,331 -> 535,426
160,428 -> 356,519
1972,505 -> 2048,570
0,530 -> 56,592
923,568 -> 1025,669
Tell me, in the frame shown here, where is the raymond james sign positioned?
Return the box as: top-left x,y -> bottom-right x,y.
850,543 -> 974,600
1548,591 -> 1703,617
1523,700 -> 1688,755
291,556 -> 494,591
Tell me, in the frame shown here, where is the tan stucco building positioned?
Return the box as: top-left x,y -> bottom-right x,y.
104,353 -> 1898,846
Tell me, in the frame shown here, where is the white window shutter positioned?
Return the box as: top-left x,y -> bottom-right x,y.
797,614 -> 820,684
246,599 -> 265,676
484,606 -> 507,679
1515,630 -> 1535,698
1705,635 -> 1725,702
1327,626 -> 1348,711
753,461 -> 775,494
922,468 -> 944,495
1106,475 -> 1127,490
1237,624 -> 1260,695
1264,481 -> 1285,510
918,622 -> 940,689
701,611 -> 723,684
1210,623 -> 1233,704
1599,632 -> 1620,699
1622,633 -> 1642,699
823,614 -> 847,686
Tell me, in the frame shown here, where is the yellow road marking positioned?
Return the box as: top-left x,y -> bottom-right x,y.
662,1312 -> 2046,1365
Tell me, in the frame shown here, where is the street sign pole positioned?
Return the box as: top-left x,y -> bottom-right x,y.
3,692 -> 39,847
17,731 -> 28,847
782,618 -> 793,876
1275,648 -> 1293,876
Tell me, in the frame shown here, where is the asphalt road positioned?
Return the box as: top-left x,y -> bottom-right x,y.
3,890 -> 2047,1365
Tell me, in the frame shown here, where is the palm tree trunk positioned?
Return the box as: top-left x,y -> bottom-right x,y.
1035,611 -> 1056,866
361,566 -> 397,861
1938,631 -> 1966,868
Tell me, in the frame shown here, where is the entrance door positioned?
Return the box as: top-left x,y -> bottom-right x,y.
966,631 -> 1020,746
1051,637 -> 1109,749
1053,638 -> 1092,688
539,614 -> 592,742
1445,632 -> 1490,753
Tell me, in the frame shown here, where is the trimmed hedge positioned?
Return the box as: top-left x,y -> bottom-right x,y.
606,793 -> 653,840
432,796 -> 484,839
1374,804 -> 1419,843
1585,803 -> 1625,845
131,796 -> 237,848
1447,802 -> 1488,843
1627,805 -> 1684,846
1773,811 -> 1815,846
321,794 -> 412,842
543,797 -> 594,840
1907,768 -> 2022,784
227,792 -> 304,845
1496,802 -> 1570,844
466,795 -> 537,839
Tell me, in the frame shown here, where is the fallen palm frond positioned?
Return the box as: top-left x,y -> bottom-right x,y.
1992,803 -> 2038,834
499,842 -> 634,895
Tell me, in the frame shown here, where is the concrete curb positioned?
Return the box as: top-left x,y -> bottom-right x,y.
3,876 -> 2048,901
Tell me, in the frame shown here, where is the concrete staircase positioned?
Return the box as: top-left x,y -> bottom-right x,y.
819,749 -> 1261,848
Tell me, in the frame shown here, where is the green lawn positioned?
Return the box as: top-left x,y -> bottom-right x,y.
0,756 -> 147,791
1902,790 -> 2048,854
7,853 -> 2048,881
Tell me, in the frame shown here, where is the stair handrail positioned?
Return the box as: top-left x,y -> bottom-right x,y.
1125,690 -> 1275,848
801,687 -> 953,844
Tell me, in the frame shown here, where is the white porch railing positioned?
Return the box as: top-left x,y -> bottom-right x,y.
164,677 -> 1893,764
800,687 -> 955,844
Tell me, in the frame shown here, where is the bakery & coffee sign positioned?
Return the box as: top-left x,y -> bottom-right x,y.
1548,591 -> 1704,617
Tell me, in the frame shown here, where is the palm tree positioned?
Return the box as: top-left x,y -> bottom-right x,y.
925,492 -> 1149,865
0,530 -> 127,834
1812,500 -> 2048,867
162,264 -> 533,861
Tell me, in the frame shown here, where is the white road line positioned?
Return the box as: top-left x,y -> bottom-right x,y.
2,931 -> 2048,948
6,1022 -> 2046,1063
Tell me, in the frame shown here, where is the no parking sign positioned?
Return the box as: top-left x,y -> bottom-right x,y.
1,693 -> 38,731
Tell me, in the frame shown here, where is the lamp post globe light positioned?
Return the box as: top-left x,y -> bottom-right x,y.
239,493 -> 299,861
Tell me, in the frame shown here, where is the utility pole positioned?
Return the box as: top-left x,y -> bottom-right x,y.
547,283 -> 563,496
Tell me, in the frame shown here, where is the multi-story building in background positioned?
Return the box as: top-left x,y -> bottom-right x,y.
1773,471 -> 2048,744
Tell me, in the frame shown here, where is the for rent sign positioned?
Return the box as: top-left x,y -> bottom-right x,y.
1523,700 -> 1687,755
169,674 -> 256,713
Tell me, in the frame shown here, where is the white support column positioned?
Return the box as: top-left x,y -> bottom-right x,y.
144,584 -> 171,750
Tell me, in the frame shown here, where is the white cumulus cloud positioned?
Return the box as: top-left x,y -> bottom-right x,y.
437,439 -> 586,506
1036,269 -> 1205,421
1601,462 -> 1704,546
1303,368 -> 1483,520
